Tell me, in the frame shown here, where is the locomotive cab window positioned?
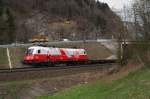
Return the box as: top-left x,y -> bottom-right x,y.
26,49 -> 34,54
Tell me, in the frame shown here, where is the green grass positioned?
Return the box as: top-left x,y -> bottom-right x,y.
35,67 -> 150,99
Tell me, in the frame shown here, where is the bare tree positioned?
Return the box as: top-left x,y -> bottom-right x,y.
133,0 -> 150,40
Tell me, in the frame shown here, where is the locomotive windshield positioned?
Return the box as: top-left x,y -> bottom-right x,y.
26,49 -> 34,54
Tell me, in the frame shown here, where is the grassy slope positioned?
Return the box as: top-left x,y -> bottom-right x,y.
9,47 -> 27,68
0,48 -> 8,69
36,67 -> 150,99
0,47 -> 27,69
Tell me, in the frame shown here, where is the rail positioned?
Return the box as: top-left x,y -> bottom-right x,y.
0,59 -> 116,73
0,60 -> 117,82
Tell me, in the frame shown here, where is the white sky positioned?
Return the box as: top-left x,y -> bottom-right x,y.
98,0 -> 132,9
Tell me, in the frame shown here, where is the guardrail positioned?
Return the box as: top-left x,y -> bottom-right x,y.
0,39 -> 117,48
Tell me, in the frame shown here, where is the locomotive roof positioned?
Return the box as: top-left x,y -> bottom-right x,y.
28,46 -> 85,50
28,46 -> 50,50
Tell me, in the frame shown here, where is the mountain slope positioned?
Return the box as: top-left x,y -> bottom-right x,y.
0,0 -> 124,43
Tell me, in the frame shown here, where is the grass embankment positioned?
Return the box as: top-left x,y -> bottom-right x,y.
9,47 -> 27,68
36,67 -> 150,99
0,47 -> 27,69
0,48 -> 8,69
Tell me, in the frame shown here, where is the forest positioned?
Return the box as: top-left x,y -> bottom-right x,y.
0,0 -> 124,44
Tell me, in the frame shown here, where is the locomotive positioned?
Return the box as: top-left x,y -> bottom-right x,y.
22,46 -> 88,65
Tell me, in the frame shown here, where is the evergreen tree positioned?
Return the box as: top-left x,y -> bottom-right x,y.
0,0 -> 4,16
6,7 -> 16,43
0,2 -> 16,44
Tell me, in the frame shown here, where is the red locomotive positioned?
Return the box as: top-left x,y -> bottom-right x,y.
22,46 -> 88,65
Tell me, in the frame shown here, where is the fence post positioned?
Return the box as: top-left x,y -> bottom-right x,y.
7,48 -> 12,69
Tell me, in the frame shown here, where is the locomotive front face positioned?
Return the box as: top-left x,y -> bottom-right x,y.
23,48 -> 35,61
22,46 -> 50,65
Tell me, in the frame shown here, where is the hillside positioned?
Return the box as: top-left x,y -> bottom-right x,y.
0,0 -> 124,44
36,67 -> 150,99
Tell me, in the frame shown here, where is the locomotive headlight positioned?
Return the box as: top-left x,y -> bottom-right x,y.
26,56 -> 33,60
26,56 -> 30,60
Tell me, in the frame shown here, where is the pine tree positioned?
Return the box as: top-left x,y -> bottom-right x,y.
5,7 -> 16,43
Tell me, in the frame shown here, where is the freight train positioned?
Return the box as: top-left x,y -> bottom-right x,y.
22,46 -> 88,65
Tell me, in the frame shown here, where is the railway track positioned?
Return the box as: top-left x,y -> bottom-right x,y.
0,60 -> 116,73
0,60 -> 117,82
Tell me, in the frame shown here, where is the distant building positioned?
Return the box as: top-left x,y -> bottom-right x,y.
29,33 -> 49,42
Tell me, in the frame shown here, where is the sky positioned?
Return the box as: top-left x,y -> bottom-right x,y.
98,0 -> 134,22
98,0 -> 132,10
